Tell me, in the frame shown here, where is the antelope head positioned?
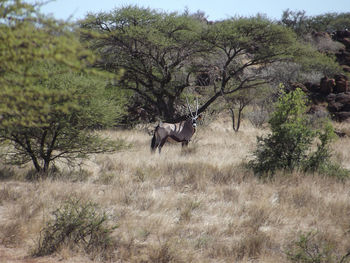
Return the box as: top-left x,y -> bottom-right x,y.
186,97 -> 200,127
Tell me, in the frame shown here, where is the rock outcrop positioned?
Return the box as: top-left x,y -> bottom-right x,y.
332,30 -> 350,73
294,30 -> 350,122
293,74 -> 350,122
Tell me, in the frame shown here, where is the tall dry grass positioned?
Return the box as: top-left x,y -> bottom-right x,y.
1,115 -> 350,262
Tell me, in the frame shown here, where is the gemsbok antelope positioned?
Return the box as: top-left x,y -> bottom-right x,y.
151,98 -> 201,153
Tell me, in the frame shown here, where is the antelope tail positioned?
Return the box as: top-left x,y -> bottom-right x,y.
150,125 -> 159,153
151,134 -> 156,153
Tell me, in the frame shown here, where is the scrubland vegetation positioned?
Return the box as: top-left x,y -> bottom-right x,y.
1,117 -> 350,262
1,0 -> 350,262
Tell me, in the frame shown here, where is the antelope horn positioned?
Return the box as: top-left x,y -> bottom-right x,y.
186,97 -> 194,118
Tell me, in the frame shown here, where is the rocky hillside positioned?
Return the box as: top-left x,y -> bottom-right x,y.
295,30 -> 350,121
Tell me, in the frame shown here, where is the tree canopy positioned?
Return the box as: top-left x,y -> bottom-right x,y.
80,6 -> 207,120
0,1 -> 126,175
80,7 -> 343,122
281,9 -> 350,36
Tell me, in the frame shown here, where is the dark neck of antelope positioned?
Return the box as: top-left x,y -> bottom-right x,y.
185,118 -> 196,134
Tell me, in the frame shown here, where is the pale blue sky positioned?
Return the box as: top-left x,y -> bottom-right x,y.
28,0 -> 349,21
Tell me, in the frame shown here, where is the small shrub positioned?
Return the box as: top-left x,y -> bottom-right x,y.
303,122 -> 335,172
316,162 -> 350,181
33,198 -> 117,260
249,88 -> 335,177
286,231 -> 339,263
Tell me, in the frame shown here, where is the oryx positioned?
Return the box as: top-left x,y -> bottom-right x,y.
151,98 -> 201,154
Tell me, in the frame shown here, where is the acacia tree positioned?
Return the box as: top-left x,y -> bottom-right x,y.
80,8 -> 340,122
80,6 -> 208,121
0,1 -> 125,175
280,10 -> 350,36
196,16 -> 341,120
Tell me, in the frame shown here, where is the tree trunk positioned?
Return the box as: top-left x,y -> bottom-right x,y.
229,106 -> 244,132
31,155 -> 43,173
229,108 -> 237,131
157,96 -> 177,121
229,108 -> 240,132
43,159 -> 50,174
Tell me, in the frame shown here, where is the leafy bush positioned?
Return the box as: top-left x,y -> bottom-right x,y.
286,232 -> 335,263
315,162 -> 350,181
34,198 -> 117,260
286,231 -> 350,263
249,88 -> 336,176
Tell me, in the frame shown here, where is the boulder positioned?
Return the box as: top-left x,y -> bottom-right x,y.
332,30 -> 350,41
319,77 -> 335,94
342,103 -> 350,112
333,75 -> 349,93
334,111 -> 350,122
326,92 -> 350,114
328,101 -> 344,112
291,82 -> 308,93
326,92 -> 350,115
305,82 -> 320,92
334,74 -> 348,81
342,65 -> 350,73
336,50 -> 350,65
340,37 -> 350,48
333,92 -> 350,105
334,80 -> 349,93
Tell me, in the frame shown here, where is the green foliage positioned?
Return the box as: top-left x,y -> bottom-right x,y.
249,87 -> 335,176
80,6 -> 205,120
281,9 -> 311,36
303,122 -> 335,173
34,198 -> 117,259
198,16 -> 308,120
279,10 -> 344,78
0,1 -> 127,174
281,10 -> 350,35
80,7 -> 343,122
286,231 -> 338,263
293,43 -> 341,77
203,16 -> 340,123
314,162 -> 350,181
0,1 -> 94,90
205,16 -> 299,69
0,64 -> 127,174
37,63 -> 127,128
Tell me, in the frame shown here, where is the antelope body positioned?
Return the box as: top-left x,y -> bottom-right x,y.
151,99 -> 200,153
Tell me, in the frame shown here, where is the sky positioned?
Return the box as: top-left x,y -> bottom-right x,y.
28,0 -> 349,22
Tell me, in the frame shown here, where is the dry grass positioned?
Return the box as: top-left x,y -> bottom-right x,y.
1,115 -> 350,262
